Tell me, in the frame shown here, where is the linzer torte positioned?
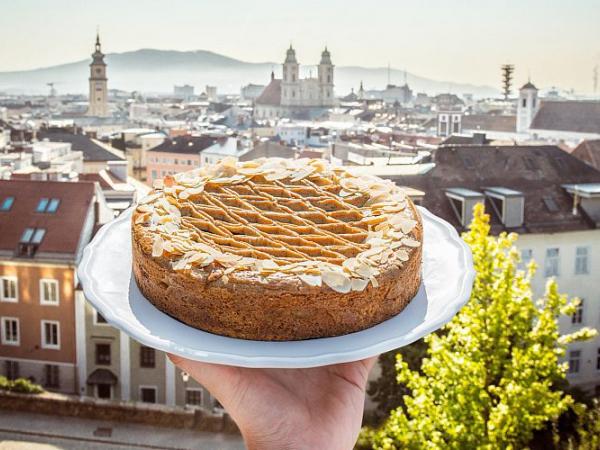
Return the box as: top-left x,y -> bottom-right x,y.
131,157 -> 422,341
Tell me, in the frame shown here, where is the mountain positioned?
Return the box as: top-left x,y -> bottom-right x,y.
0,49 -> 498,98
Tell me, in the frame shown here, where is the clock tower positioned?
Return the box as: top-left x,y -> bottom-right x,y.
87,32 -> 109,117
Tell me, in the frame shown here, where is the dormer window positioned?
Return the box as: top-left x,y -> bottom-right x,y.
562,183 -> 600,224
484,187 -> 524,228
445,187 -> 484,227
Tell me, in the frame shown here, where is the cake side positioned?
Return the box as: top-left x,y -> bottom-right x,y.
132,202 -> 422,341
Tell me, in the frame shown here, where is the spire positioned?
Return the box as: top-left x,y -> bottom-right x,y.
95,27 -> 101,52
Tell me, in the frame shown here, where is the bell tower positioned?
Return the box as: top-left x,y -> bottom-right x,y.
318,47 -> 334,106
516,80 -> 538,133
281,45 -> 299,106
87,31 -> 109,117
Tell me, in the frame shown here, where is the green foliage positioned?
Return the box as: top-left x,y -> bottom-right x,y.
364,204 -> 596,450
558,400 -> 600,450
0,375 -> 44,394
366,340 -> 428,426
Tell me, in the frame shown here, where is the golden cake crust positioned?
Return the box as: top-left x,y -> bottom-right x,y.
131,158 -> 423,341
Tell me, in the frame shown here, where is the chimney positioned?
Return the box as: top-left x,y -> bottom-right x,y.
473,132 -> 486,145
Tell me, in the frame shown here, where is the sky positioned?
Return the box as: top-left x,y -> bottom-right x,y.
0,0 -> 599,93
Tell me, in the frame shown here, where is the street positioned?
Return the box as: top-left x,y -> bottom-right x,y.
0,410 -> 245,450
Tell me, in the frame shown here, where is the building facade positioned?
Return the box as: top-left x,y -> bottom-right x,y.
0,180 -> 100,393
87,33 -> 109,117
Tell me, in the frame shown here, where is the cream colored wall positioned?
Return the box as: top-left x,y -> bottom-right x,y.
84,303 -> 121,399
129,339 -> 166,403
517,229 -> 600,392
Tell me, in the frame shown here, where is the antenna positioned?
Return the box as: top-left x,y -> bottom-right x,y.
501,64 -> 514,100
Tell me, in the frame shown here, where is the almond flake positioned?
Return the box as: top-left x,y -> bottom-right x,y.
351,278 -> 369,291
299,274 -> 322,287
369,275 -> 379,288
152,236 -> 164,257
401,237 -> 421,247
322,269 -> 352,294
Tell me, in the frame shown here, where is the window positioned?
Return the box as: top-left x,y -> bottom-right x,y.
20,227 -> 45,244
544,248 -> 560,277
1,277 -> 18,302
572,299 -> 584,324
151,170 -> 157,180
44,364 -> 60,388
542,196 -> 559,212
40,279 -> 59,305
41,320 -> 60,349
140,346 -> 156,368
140,386 -> 157,403
1,317 -> 19,345
46,199 -> 60,213
5,360 -> 19,380
522,98 -> 526,107
519,249 -> 533,270
575,247 -> 589,275
95,343 -> 111,365
35,198 -> 60,213
568,350 -> 581,374
0,196 -> 14,211
185,388 -> 203,407
36,198 -> 48,212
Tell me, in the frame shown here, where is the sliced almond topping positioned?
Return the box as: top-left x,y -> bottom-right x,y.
151,236 -> 164,257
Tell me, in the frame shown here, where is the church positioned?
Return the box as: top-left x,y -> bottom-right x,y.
254,46 -> 336,120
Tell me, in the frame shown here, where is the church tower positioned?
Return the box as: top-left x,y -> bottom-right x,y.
516,80 -> 538,133
318,47 -> 335,106
281,45 -> 299,106
87,32 -> 109,117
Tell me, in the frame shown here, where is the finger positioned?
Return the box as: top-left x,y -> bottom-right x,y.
168,353 -> 244,405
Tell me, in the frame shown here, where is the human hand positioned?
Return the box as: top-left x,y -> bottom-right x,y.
169,354 -> 377,450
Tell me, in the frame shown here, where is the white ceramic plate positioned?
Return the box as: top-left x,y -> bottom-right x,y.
77,206 -> 475,368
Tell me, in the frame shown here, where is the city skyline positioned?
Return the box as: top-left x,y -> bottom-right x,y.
0,0 -> 599,93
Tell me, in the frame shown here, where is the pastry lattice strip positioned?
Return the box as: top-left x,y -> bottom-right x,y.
175,177 -> 371,265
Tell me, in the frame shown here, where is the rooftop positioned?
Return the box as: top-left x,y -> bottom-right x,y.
37,130 -> 124,162
0,179 -> 96,260
530,101 -> 600,134
388,145 -> 600,233
149,135 -> 217,155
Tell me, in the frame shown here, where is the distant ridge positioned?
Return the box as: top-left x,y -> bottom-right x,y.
0,48 -> 498,97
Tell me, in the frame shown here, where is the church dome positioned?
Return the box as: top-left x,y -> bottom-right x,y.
284,45 -> 297,64
320,47 -> 332,65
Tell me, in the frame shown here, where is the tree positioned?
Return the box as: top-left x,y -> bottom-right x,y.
365,340 -> 427,426
365,204 -> 596,449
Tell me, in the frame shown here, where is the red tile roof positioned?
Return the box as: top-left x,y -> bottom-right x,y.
571,139 -> 600,171
0,179 -> 96,260
255,79 -> 281,106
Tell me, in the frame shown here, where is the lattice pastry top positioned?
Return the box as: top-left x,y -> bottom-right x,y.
133,157 -> 421,293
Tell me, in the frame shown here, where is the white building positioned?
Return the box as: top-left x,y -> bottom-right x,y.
200,137 -> 251,166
